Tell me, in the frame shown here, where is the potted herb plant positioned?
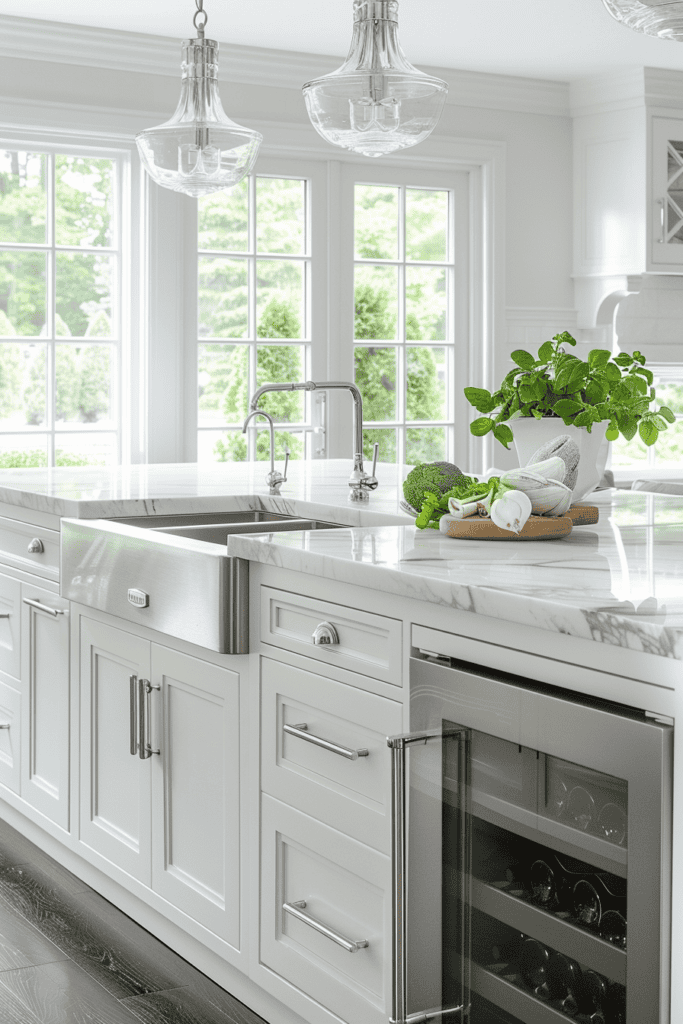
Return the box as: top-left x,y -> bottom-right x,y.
464,332 -> 675,498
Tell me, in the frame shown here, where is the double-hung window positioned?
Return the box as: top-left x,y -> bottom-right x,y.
0,142 -> 126,467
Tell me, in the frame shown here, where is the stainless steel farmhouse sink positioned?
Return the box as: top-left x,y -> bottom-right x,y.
60,510 -> 341,654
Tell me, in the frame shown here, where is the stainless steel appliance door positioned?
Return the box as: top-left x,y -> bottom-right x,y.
405,655 -> 672,1024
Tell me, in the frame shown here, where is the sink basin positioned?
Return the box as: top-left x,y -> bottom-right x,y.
150,518 -> 340,545
61,507 -> 343,656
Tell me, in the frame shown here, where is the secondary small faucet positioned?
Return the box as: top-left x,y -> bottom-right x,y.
241,409 -> 289,495
249,380 -> 379,502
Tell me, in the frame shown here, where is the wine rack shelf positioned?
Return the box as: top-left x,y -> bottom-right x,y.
472,794 -> 628,878
471,877 -> 626,984
471,961 -> 581,1024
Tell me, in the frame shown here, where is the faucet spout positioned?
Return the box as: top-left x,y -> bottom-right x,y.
242,410 -> 288,495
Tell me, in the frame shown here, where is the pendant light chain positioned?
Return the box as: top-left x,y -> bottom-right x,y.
193,0 -> 208,38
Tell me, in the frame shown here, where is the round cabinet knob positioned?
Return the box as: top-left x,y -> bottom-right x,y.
27,538 -> 44,554
312,621 -> 340,646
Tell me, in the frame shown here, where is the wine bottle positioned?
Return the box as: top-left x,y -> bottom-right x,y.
547,951 -> 582,1015
518,937 -> 551,996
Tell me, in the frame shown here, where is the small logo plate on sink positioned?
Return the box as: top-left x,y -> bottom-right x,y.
128,588 -> 149,608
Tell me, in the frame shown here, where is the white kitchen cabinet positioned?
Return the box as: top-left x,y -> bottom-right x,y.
0,571 -> 21,682
651,116 -> 683,269
574,93 -> 683,279
20,583 -> 70,830
79,616 -> 152,883
260,794 -> 391,1024
79,614 -> 241,945
150,644 -> 241,948
0,677 -> 20,794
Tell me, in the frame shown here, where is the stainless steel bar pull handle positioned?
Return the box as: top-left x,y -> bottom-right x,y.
283,900 -> 368,953
387,727 -> 468,1024
284,722 -> 368,760
0,722 -> 10,730
23,598 -> 67,617
138,679 -> 161,759
129,675 -> 138,755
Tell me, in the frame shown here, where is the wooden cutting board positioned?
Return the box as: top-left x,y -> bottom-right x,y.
441,505 -> 598,541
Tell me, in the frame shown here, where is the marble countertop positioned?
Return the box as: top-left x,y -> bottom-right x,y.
2,460 -> 681,661
227,489 -> 683,663
0,460 -> 412,523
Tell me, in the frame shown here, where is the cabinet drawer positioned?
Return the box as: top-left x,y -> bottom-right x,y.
0,679 -> 20,794
260,586 -> 402,686
261,656 -> 401,852
261,794 -> 390,1024
0,572 -> 21,681
0,517 -> 59,582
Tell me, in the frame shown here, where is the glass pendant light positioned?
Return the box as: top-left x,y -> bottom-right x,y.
136,0 -> 262,197
601,0 -> 683,39
302,0 -> 447,159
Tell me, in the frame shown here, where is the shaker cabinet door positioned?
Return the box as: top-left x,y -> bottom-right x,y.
150,645 -> 241,950
20,584 -> 70,830
79,617 -> 152,884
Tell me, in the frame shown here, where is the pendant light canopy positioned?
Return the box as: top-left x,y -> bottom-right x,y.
602,0 -> 683,39
302,0 -> 448,159
136,1 -> 262,197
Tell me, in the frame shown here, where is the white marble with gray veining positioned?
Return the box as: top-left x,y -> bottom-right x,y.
2,461 -> 682,660
0,460 -> 412,522
227,489 -> 683,662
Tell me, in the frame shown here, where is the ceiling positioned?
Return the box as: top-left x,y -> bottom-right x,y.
2,0 -> 683,82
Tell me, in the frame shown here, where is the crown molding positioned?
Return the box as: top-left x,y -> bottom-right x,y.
0,13 -> 570,118
570,65 -> 683,116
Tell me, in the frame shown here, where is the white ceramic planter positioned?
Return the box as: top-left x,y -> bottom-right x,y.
511,417 -> 610,502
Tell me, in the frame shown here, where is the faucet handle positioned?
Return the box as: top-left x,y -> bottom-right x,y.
370,441 -> 379,479
282,446 -> 290,483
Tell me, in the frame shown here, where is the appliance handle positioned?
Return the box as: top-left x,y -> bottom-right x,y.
387,727 -> 469,1024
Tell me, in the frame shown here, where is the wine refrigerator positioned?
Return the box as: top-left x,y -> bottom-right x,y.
387,651 -> 672,1024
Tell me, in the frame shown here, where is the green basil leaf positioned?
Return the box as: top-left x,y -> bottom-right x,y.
639,420 -> 658,446
510,349 -> 536,370
492,423 -> 514,448
633,365 -> 654,385
553,331 -> 577,347
629,374 -> 648,396
552,399 -> 584,417
614,352 -> 633,367
538,341 -> 554,363
621,418 -> 637,441
606,422 -> 620,441
585,380 -> 607,404
653,415 -> 669,431
470,416 -> 494,437
531,407 -> 544,419
518,383 -> 537,403
659,405 -> 676,424
588,349 -> 611,369
573,410 -> 591,427
603,363 -> 622,382
464,387 -> 495,413
532,377 -> 547,401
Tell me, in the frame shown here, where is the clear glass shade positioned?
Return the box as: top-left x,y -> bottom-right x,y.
303,0 -> 447,159
602,0 -> 683,38
136,39 -> 262,197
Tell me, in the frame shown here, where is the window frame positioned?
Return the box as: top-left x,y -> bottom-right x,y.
0,134 -> 136,467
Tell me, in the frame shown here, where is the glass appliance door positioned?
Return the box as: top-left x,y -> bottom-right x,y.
397,654 -> 672,1024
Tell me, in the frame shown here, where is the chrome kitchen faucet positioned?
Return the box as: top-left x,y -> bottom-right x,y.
249,380 -> 379,502
241,409 -> 289,495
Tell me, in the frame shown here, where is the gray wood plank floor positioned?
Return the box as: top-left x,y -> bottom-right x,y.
0,819 -> 267,1024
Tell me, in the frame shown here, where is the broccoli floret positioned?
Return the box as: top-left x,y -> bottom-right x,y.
403,461 -> 467,514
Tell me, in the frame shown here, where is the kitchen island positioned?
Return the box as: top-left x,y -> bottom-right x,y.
0,460 -> 679,1024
